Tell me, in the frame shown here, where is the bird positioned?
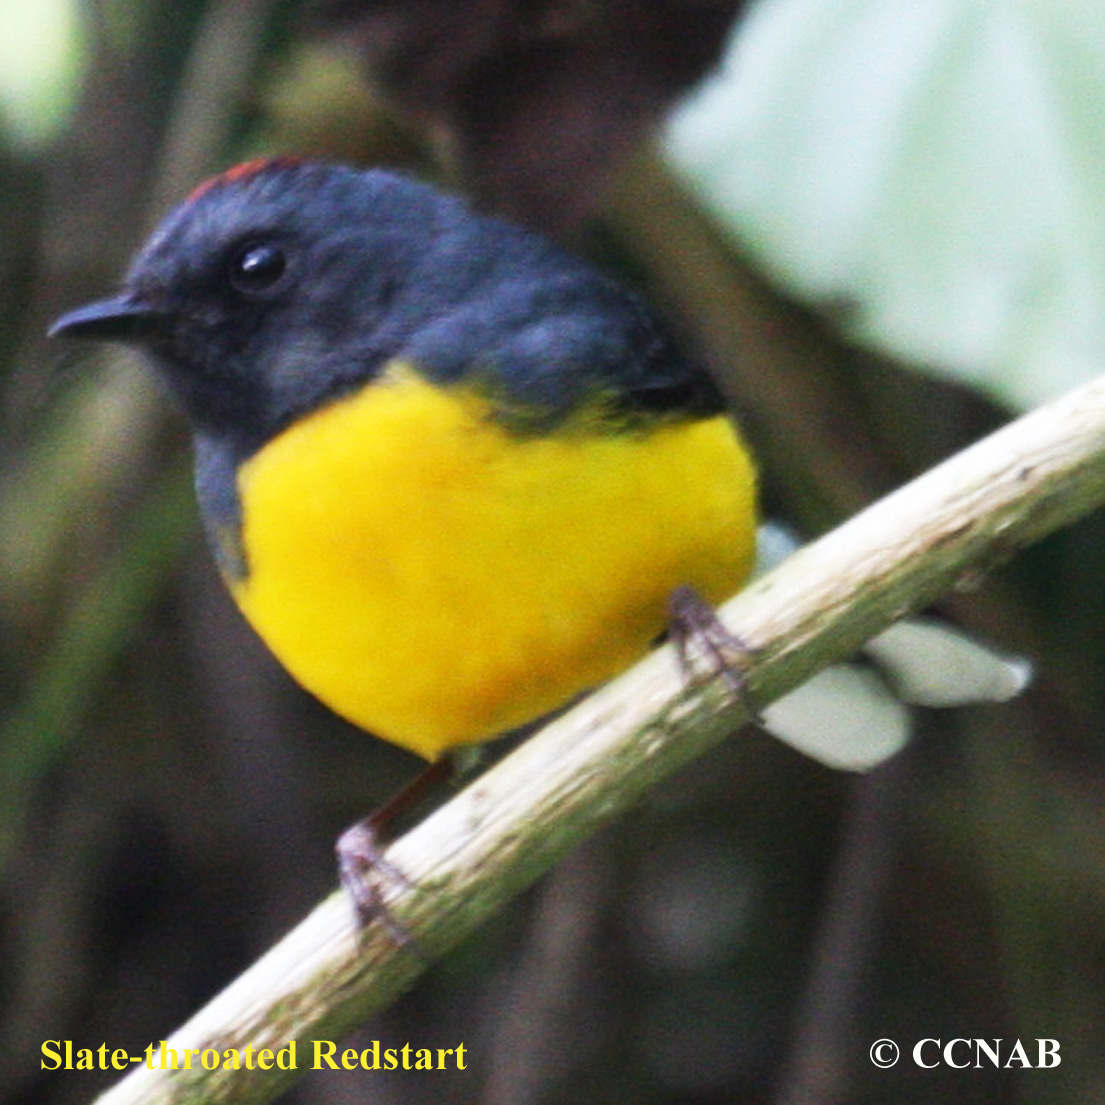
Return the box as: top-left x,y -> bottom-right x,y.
50,157 -> 758,919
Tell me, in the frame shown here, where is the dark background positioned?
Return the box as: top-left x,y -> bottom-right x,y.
2,2 -> 1102,1103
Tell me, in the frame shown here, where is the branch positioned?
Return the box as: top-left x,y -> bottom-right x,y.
94,371 -> 1105,1105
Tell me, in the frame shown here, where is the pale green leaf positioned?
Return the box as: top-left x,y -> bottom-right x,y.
0,0 -> 83,149
667,0 -> 1105,409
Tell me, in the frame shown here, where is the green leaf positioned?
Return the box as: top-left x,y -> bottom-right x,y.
0,0 -> 83,149
667,0 -> 1105,410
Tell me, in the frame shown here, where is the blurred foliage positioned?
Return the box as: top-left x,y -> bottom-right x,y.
668,0 -> 1105,411
0,1 -> 83,149
1,2 -> 1103,1105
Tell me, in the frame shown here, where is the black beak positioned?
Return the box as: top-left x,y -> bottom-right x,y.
48,292 -> 165,343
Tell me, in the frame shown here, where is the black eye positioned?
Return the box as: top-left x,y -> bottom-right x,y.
227,241 -> 288,294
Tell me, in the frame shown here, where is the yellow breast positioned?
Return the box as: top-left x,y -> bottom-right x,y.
230,363 -> 756,760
